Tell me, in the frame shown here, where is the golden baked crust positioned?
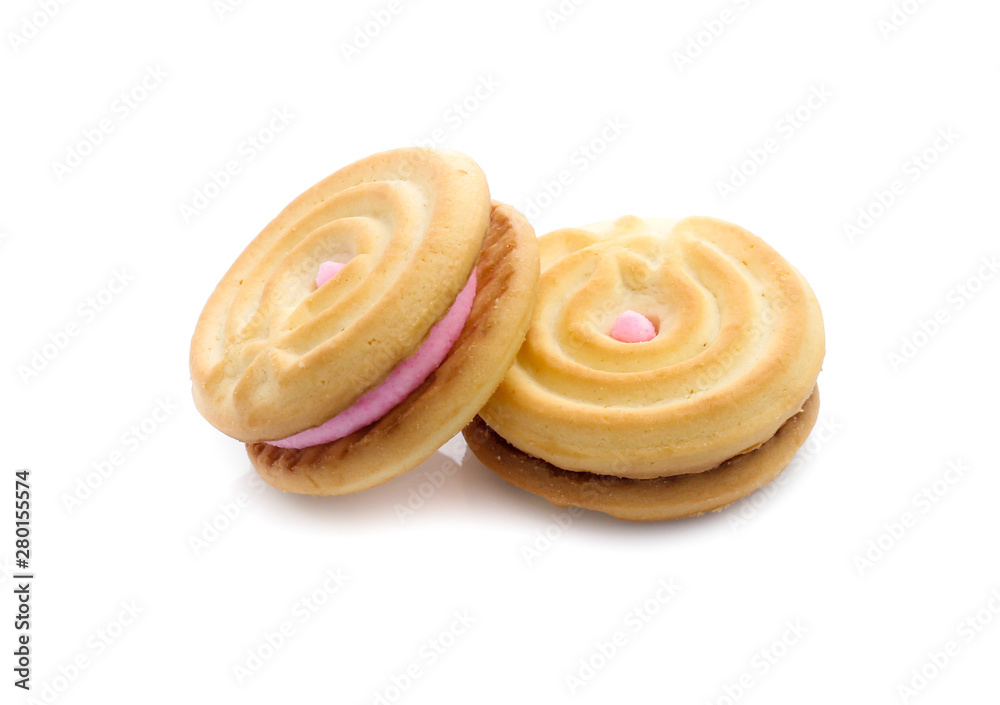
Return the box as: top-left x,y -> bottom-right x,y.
464,387 -> 819,521
190,148 -> 491,441
479,216 -> 825,479
247,202 -> 539,495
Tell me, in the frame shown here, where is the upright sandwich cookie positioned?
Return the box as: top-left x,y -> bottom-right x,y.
191,148 -> 539,495
464,216 -> 824,521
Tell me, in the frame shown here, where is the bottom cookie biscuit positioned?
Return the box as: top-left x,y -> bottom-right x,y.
462,387 -> 820,521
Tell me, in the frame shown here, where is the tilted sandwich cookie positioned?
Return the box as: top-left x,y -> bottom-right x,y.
464,216 -> 824,521
190,148 -> 539,495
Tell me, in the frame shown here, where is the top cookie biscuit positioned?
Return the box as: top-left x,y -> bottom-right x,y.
478,216 -> 825,479
190,148 -> 490,442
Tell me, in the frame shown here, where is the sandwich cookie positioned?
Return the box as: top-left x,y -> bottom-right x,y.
464,216 -> 824,521
191,148 -> 539,494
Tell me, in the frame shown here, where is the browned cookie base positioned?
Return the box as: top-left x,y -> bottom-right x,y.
247,202 -> 539,495
463,388 -> 820,521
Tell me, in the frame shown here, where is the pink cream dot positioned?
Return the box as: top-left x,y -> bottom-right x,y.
610,310 -> 656,343
315,260 -> 346,288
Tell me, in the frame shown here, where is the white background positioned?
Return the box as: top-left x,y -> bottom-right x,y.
3,0 -> 999,703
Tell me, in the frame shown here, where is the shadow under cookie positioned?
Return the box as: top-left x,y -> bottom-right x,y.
462,387 -> 820,522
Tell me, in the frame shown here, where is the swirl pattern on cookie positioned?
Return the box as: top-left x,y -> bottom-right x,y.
190,148 -> 490,442
479,216 -> 825,479
248,202 -> 540,496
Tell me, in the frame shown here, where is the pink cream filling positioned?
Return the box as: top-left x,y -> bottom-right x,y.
267,261 -> 477,449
